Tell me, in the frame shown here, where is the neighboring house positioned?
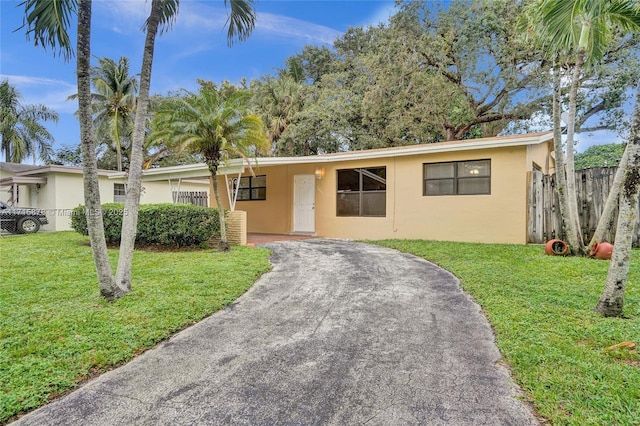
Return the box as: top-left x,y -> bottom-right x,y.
0,163 -> 210,232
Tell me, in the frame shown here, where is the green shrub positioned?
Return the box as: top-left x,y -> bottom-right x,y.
71,203 -> 220,247
135,203 -> 220,247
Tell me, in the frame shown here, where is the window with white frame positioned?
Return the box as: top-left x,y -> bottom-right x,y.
114,183 -> 126,202
337,167 -> 386,217
423,159 -> 491,196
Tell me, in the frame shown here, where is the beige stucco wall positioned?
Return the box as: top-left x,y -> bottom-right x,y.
34,173 -> 209,231
137,180 -> 209,204
393,147 -> 527,243
222,144 -> 544,244
29,173 -> 115,231
526,140 -> 555,174
213,164 -> 317,235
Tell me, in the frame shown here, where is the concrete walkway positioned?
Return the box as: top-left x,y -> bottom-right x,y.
14,239 -> 538,425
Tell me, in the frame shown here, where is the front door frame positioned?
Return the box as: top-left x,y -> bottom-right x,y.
293,174 -> 315,233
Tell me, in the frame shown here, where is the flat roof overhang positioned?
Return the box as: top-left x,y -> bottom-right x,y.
107,132 -> 553,180
0,176 -> 48,186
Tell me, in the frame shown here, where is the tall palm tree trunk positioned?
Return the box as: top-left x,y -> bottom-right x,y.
77,0 -> 122,300
116,142 -> 123,172
552,65 -> 572,242
595,83 -> 640,317
115,0 -> 163,289
209,165 -> 230,252
587,143 -> 631,252
564,52 -> 586,253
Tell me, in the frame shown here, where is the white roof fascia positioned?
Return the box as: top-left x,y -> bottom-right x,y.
105,132 -> 552,177
16,165 -> 114,177
219,132 -> 553,170
109,163 -> 207,181
109,163 -> 246,181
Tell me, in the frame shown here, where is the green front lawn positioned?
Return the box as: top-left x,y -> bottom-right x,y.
372,240 -> 640,426
2,233 -> 638,425
0,232 -> 271,423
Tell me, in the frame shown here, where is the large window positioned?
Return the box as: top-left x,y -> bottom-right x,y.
337,167 -> 386,217
235,175 -> 266,201
423,159 -> 491,196
114,183 -> 126,203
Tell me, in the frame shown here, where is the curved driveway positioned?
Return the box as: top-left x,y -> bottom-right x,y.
15,239 -> 537,425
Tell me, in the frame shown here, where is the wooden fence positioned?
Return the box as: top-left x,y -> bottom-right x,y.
528,167 -> 640,248
172,191 -> 208,207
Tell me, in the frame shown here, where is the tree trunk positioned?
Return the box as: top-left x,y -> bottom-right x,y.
77,0 -> 122,300
586,144 -> 631,252
595,84 -> 640,317
116,146 -> 122,172
115,0 -> 163,290
564,53 -> 586,254
551,65 -> 572,242
210,167 -> 230,252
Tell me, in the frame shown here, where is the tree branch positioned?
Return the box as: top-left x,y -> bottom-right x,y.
576,102 -> 605,130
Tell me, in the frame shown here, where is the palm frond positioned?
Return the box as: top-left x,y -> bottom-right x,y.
225,0 -> 256,46
18,0 -> 77,61
143,0 -> 179,35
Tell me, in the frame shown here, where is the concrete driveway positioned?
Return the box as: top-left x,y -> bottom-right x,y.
14,239 -> 538,425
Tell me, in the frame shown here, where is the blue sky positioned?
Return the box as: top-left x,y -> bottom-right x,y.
0,0 -> 625,162
1,0 -> 397,159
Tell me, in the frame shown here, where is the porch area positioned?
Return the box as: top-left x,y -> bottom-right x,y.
246,233 -> 316,247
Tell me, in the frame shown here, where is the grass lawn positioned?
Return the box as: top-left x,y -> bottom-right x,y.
0,231 -> 271,424
372,240 -> 640,426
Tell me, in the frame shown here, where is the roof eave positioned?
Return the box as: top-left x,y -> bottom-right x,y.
220,132 -> 553,170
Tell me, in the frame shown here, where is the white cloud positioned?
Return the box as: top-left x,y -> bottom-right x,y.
0,74 -> 77,113
93,0 -> 341,46
179,2 -> 341,44
254,12 -> 340,45
94,1 -> 151,34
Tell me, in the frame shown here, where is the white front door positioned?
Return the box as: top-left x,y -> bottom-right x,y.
293,174 -> 315,233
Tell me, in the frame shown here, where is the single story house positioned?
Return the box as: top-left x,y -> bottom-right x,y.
0,162 -> 210,231
208,131 -> 555,245
1,131 -> 554,242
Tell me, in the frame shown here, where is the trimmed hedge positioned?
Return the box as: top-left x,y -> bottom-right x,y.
71,203 -> 220,247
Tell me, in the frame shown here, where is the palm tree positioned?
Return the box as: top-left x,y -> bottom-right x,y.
595,81 -> 640,317
1,80 -> 58,164
252,74 -> 305,155
20,0 -> 259,294
151,85 -> 268,251
114,0 -> 178,289
20,0 -> 123,299
524,0 -> 640,254
76,0 -> 123,298
527,0 -> 640,317
115,0 -> 257,287
68,56 -> 138,171
20,0 -> 255,299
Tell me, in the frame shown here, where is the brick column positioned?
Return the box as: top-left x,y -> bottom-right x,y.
226,210 -> 247,246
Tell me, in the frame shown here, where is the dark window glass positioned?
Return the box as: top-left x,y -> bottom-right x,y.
337,193 -> 360,216
337,167 -> 386,217
337,170 -> 360,191
235,175 -> 266,201
424,160 -> 491,196
362,167 -> 386,191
